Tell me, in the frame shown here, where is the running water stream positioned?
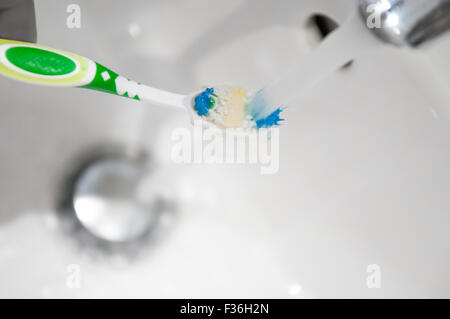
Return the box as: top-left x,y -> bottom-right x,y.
251,10 -> 381,120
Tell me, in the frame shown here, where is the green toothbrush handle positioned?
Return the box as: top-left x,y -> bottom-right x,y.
0,39 -> 142,100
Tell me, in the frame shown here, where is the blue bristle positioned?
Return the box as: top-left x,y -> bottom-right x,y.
194,88 -> 214,116
256,108 -> 285,128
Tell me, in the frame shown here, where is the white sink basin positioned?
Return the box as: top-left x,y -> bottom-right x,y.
1,0 -> 450,298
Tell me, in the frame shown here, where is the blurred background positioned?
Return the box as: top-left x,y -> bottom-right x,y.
1,0 -> 450,298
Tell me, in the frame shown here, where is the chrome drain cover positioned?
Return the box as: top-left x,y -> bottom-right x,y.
58,146 -> 177,258
73,158 -> 156,243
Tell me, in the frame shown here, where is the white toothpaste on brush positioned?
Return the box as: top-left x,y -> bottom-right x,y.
193,86 -> 284,129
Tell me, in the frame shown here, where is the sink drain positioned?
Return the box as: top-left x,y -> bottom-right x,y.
58,145 -> 176,258
73,157 -> 157,243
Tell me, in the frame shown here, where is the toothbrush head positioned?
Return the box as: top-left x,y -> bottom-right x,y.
192,86 -> 284,129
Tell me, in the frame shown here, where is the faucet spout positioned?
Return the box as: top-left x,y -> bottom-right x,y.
359,0 -> 450,47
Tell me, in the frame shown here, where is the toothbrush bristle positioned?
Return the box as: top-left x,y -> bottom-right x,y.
194,87 -> 216,116
193,86 -> 284,129
255,107 -> 285,128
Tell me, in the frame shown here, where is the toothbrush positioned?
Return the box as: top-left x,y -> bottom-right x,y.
0,39 -> 189,110
0,39 -> 283,129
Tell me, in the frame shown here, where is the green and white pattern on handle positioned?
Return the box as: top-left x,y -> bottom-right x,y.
0,39 -> 142,100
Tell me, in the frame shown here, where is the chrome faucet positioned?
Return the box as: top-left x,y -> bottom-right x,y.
359,0 -> 450,46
